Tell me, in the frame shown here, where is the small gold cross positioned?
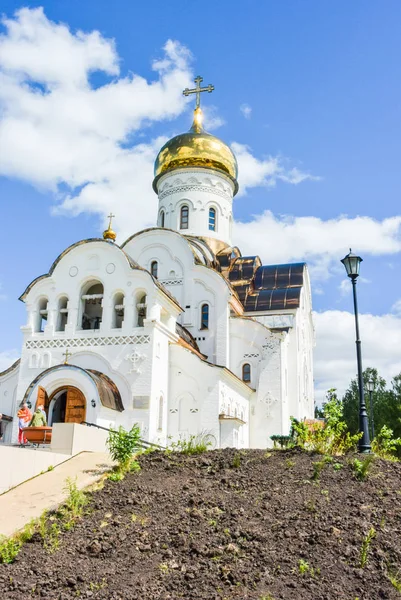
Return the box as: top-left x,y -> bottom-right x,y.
63,349 -> 73,364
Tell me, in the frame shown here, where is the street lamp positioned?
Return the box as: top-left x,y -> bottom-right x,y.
366,379 -> 375,440
341,249 -> 371,453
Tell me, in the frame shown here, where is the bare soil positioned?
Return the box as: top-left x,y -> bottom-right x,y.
1,448 -> 401,599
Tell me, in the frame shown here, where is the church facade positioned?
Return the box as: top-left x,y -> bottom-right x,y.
0,82 -> 315,448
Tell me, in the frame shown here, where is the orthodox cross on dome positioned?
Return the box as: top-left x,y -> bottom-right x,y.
103,212 -> 117,242
63,348 -> 73,364
107,212 -> 115,228
183,76 -> 214,109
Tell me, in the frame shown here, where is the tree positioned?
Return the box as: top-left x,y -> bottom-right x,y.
341,368 -> 401,439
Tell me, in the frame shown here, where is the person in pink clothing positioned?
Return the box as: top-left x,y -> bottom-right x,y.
17,403 -> 32,444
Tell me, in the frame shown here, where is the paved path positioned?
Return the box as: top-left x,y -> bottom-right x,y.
0,452 -> 113,538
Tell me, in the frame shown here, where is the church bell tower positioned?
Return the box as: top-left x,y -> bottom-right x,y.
152,76 -> 239,249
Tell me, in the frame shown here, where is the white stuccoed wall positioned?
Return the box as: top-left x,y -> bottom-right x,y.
0,363 -> 19,444
155,168 -> 235,246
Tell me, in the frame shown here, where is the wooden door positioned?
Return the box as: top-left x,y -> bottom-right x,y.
36,386 -> 49,411
65,388 -> 86,424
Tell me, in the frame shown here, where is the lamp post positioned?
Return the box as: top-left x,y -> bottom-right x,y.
341,249 -> 371,453
366,379 -> 375,440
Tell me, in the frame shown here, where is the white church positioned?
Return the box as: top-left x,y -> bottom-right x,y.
0,78 -> 315,449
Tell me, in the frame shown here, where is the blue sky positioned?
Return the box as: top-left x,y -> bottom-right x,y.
1,1 -> 401,399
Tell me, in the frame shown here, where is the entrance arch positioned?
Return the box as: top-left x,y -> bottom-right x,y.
48,386 -> 86,425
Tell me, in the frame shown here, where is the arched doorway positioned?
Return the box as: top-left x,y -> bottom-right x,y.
48,386 -> 86,425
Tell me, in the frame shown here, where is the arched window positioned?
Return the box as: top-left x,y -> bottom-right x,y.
242,363 -> 251,383
159,210 -> 165,228
151,261 -> 158,279
158,396 -> 164,431
36,297 -> 48,332
209,207 -> 216,231
137,293 -> 147,327
81,282 -> 103,330
56,296 -> 69,332
180,205 -> 189,230
113,292 -> 125,329
200,303 -> 209,330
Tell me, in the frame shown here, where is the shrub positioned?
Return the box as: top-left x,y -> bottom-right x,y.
291,394 -> 360,455
106,424 -> 141,470
372,426 -> 401,460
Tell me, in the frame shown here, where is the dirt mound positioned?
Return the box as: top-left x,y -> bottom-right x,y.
1,448 -> 401,599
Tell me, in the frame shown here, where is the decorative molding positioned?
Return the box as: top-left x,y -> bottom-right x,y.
244,353 -> 259,359
159,278 -> 183,286
125,349 -> 146,374
159,184 -> 231,202
26,335 -> 150,349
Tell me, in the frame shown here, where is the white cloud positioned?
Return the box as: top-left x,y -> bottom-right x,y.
0,8 -> 319,240
232,143 -> 320,196
391,298 -> 401,315
313,310 -> 401,404
233,212 -> 401,279
240,103 -> 252,119
0,349 -> 19,373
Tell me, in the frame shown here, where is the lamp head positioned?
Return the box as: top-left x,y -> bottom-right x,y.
366,379 -> 375,393
341,249 -> 363,279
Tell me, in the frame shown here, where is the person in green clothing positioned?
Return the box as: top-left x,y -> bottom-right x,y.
29,405 -> 47,427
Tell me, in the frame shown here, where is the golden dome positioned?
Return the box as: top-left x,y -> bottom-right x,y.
153,108 -> 238,195
103,212 -> 116,241
103,226 -> 116,241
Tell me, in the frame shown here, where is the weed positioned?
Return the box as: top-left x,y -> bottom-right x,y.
89,579 -> 107,591
387,568 -> 401,592
108,469 -> 124,482
311,459 -> 326,481
351,455 -> 375,481
298,559 -> 310,575
372,425 -> 401,460
0,521 -> 35,564
285,458 -> 295,468
106,424 -> 141,470
159,563 -> 169,574
232,453 -> 241,468
63,478 -> 88,519
359,527 -> 376,567
167,431 -> 214,455
208,519 -> 217,527
304,499 -> 316,512
291,392 -> 361,455
47,465 -> 54,472
333,462 -> 343,471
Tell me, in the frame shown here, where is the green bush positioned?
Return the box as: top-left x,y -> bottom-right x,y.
372,425 -> 401,460
106,424 -> 141,470
291,394 -> 360,455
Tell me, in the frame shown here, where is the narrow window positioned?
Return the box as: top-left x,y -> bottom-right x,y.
151,261 -> 158,279
200,303 -> 209,330
37,298 -> 48,332
242,363 -> 251,383
81,282 -> 103,330
113,292 -> 125,329
180,205 -> 189,230
159,210 -> 165,228
158,396 -> 164,431
137,294 -> 147,327
56,296 -> 69,332
208,207 -> 216,231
